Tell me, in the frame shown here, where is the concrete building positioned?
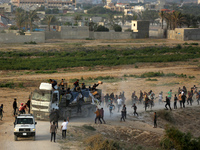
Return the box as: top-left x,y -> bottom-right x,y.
131,20 -> 150,38
157,0 -> 165,10
0,3 -> 13,14
11,0 -> 76,8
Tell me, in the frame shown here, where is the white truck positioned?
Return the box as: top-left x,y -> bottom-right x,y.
31,83 -> 101,120
14,114 -> 37,141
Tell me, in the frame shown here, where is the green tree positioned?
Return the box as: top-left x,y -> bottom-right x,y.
28,10 -> 39,31
52,8 -> 59,14
159,11 -> 165,29
113,24 -> 122,32
15,8 -> 27,32
44,15 -> 57,31
95,25 -> 109,32
45,9 -> 52,14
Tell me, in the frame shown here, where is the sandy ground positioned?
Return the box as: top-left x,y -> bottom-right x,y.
0,39 -> 200,149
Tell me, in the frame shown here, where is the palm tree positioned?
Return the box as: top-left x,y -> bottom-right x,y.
172,11 -> 185,29
44,15 -> 57,31
28,10 -> 39,31
15,8 -> 27,32
159,11 -> 165,29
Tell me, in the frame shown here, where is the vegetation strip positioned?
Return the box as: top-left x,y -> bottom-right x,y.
0,46 -> 200,70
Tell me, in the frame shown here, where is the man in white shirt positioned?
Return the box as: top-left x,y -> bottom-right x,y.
117,97 -> 123,112
61,118 -> 69,139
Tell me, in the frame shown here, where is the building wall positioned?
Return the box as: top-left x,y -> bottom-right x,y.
45,31 -> 61,40
0,32 -> 45,43
61,26 -> 89,39
167,28 -> 200,41
92,32 -> 137,39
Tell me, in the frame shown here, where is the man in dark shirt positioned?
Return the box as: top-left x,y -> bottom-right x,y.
181,93 -> 187,108
153,112 -> 157,128
13,98 -> 17,116
165,96 -> 172,110
26,99 -> 31,114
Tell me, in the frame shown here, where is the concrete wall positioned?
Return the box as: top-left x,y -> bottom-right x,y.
149,29 -> 165,38
45,31 -> 61,40
0,32 -> 45,43
61,26 -> 89,39
92,32 -> 137,40
167,28 -> 200,41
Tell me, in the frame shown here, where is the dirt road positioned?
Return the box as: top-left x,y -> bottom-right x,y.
0,121 -> 60,150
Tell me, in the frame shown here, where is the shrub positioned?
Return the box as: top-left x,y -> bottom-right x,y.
113,24 -> 122,32
35,70 -> 57,74
84,134 -> 121,150
95,25 -> 109,32
160,126 -> 200,150
190,43 -> 199,45
83,125 -> 96,131
145,78 -> 158,81
18,83 -> 24,88
157,110 -> 175,123
0,82 -> 15,88
176,44 -> 182,49
9,25 -> 18,30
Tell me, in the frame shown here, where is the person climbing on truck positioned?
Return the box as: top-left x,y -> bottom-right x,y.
49,79 -> 58,90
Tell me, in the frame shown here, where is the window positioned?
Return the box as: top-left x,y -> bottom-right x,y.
17,118 -> 33,124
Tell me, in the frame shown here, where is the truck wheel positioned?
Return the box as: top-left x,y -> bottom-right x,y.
32,136 -> 35,141
14,135 -> 18,141
83,109 -> 89,117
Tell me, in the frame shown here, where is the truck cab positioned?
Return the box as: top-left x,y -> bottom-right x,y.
31,83 -> 59,120
14,114 -> 37,141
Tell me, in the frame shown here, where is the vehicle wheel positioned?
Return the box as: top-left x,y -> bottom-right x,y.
14,135 -> 18,141
32,136 -> 35,141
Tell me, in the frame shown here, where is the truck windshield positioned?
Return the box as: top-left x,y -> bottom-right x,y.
32,91 -> 51,101
17,118 -> 33,124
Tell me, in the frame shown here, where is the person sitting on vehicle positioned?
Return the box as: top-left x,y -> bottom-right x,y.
19,103 -> 27,114
81,83 -> 86,90
74,80 -> 79,88
92,83 -> 99,91
50,79 -> 58,90
59,79 -> 65,90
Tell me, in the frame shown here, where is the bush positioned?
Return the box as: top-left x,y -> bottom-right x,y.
0,82 -> 15,88
95,25 -> 109,32
85,134 -> 121,150
113,24 -> 122,32
24,41 -> 37,44
160,126 -> 200,150
35,70 -> 57,74
9,25 -> 18,30
145,78 -> 158,81
157,110 -> 175,123
83,125 -> 96,131
176,44 -> 182,49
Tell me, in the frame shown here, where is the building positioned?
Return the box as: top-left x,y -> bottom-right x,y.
198,0 -> 200,4
11,0 -> 76,8
0,3 -> 13,14
157,0 -> 165,10
131,20 -> 150,38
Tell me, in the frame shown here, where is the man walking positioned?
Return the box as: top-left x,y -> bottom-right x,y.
117,96 -> 123,112
94,108 -> 102,124
167,90 -> 172,100
153,112 -> 157,128
99,108 -> 106,124
50,122 -> 57,142
13,98 -> 17,116
165,96 -> 172,110
174,94 -> 178,109
132,103 -> 138,116
61,118 -> 69,139
0,104 -> 4,121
